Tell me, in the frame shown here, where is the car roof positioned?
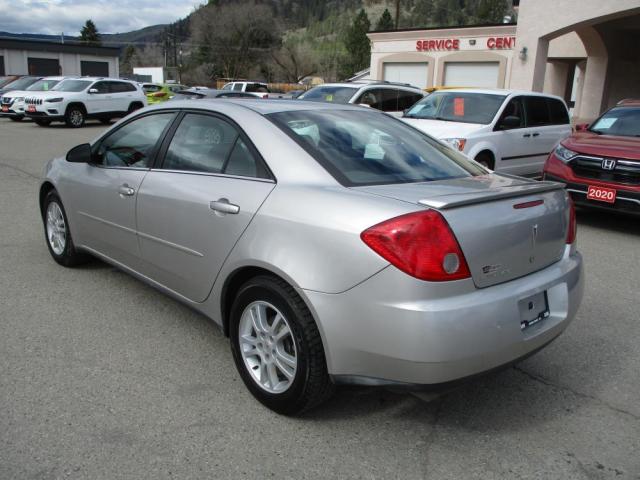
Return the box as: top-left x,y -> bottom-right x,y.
159,98 -> 363,115
315,82 -> 423,91
427,87 -> 566,100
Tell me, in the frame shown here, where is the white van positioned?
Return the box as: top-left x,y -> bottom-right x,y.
402,88 -> 572,175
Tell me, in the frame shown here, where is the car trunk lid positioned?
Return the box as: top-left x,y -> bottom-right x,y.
354,174 -> 569,288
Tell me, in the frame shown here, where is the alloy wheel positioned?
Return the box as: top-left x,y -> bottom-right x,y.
238,300 -> 297,394
46,202 -> 66,255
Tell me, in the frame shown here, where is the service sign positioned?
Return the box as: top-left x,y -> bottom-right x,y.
416,39 -> 460,51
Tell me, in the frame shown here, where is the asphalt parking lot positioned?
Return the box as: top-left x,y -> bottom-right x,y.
1,117 -> 639,480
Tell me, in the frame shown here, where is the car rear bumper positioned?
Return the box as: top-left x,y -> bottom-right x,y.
544,154 -> 640,215
304,247 -> 583,386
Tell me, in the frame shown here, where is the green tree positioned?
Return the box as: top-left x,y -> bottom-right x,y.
375,8 -> 394,31
119,44 -> 136,76
341,9 -> 370,77
79,19 -> 101,45
476,0 -> 508,23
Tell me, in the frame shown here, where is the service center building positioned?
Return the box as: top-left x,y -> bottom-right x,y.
369,24 -> 517,90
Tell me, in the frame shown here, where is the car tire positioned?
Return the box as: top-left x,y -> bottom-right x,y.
475,152 -> 495,170
229,275 -> 334,415
9,116 -> 22,122
127,102 -> 143,114
35,119 -> 51,127
42,190 -> 90,267
99,117 -> 112,125
65,106 -> 85,128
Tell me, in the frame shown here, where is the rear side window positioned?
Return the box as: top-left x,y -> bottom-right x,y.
397,90 -> 423,111
268,109 -> 484,186
110,81 -> 135,93
357,89 -> 398,112
547,98 -> 569,124
93,113 -> 175,168
525,96 -> 551,127
161,113 -> 269,178
246,83 -> 269,93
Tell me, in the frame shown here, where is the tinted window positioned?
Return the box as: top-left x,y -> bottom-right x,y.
143,84 -> 161,93
93,113 -> 174,168
525,96 -> 550,127
547,98 -> 569,124
298,86 -> 358,104
225,138 -> 264,177
232,83 -> 243,91
397,90 -> 423,111
590,107 -> 640,137
92,81 -> 110,94
246,83 -> 269,93
497,96 -> 526,128
109,81 -> 135,93
357,88 -> 398,112
406,92 -> 506,124
52,80 -> 92,92
269,110 -> 484,186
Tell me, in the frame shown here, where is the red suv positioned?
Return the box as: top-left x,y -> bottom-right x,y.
543,99 -> 640,215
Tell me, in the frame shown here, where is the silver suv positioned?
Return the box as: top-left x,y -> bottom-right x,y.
297,81 -> 425,116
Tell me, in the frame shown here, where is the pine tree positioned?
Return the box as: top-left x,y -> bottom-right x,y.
79,19 -> 101,45
375,8 -> 394,31
342,9 -> 371,77
476,0 -> 508,24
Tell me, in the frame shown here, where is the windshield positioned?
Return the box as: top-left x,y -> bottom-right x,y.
3,77 -> 39,91
405,91 -> 506,124
52,80 -> 92,92
590,107 -> 640,137
222,83 -> 232,90
297,86 -> 358,104
268,109 -> 485,186
27,79 -> 61,91
0,77 -> 15,88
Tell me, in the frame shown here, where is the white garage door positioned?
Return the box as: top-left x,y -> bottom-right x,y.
443,62 -> 500,88
383,62 -> 428,89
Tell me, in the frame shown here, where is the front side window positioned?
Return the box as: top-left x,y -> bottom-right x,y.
405,92 -> 506,124
357,89 -> 398,112
497,96 -> 526,128
162,113 -> 267,178
92,81 -> 109,94
269,109 -> 485,186
297,86 -> 358,104
525,96 -> 551,127
93,113 -> 175,168
232,83 -> 244,91
590,107 -> 640,137
52,80 -> 92,92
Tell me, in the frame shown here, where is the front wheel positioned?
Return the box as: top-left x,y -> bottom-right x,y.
65,106 -> 85,128
229,275 -> 334,415
35,119 -> 51,127
9,116 -> 22,122
99,117 -> 112,125
43,191 -> 90,267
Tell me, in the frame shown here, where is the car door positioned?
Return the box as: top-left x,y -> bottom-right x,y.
490,95 -> 536,175
108,81 -> 132,112
84,80 -> 110,114
64,112 -> 176,268
521,95 -> 558,174
135,111 -> 275,302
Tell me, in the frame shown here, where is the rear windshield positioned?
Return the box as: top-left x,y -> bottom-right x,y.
405,91 -> 506,124
27,79 -> 61,91
268,109 -> 485,186
297,86 -> 358,104
143,84 -> 162,93
52,80 -> 92,92
590,106 -> 640,137
3,77 -> 39,91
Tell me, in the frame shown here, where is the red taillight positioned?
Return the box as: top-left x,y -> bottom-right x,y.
566,197 -> 577,244
152,91 -> 167,97
361,210 -> 471,282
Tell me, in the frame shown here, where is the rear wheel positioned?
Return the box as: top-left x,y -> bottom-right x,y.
127,102 -> 143,114
65,106 -> 85,128
229,275 -> 333,415
9,116 -> 22,122
42,191 -> 90,267
35,119 -> 51,127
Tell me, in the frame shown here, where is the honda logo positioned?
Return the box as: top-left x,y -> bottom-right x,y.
601,159 -> 616,170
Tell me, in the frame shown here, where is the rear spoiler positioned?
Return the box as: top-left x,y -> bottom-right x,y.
418,180 -> 565,210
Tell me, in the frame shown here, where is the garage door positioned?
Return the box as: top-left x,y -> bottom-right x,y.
443,62 -> 500,88
28,58 -> 60,76
81,61 -> 109,77
0,56 -> 5,76
383,62 -> 428,89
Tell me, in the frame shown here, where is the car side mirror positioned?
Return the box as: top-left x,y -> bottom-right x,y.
575,123 -> 589,132
88,88 -> 98,94
66,143 -> 92,163
499,115 -> 521,130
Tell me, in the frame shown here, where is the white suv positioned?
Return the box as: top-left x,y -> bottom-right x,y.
1,76 -> 65,121
24,77 -> 147,128
297,81 -> 425,116
221,81 -> 270,99
402,88 -> 571,175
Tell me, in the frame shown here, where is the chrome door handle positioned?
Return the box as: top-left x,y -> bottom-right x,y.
523,133 -> 531,138
210,198 -> 240,215
118,184 -> 135,196
532,132 -> 540,137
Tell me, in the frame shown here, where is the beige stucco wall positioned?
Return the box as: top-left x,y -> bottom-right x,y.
1,49 -> 118,77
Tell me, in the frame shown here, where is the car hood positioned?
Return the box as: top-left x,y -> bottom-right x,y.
562,132 -> 640,161
401,118 -> 485,139
24,91 -> 68,99
0,89 -> 29,98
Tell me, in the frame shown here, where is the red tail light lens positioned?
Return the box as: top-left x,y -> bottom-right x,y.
153,91 -> 167,97
361,210 -> 471,282
566,197 -> 577,244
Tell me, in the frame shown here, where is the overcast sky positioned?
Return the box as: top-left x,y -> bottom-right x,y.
0,0 -> 203,37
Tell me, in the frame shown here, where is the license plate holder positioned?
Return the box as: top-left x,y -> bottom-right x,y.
1,105 -> 8,112
27,105 -> 36,113
519,291 -> 549,331
587,185 -> 616,204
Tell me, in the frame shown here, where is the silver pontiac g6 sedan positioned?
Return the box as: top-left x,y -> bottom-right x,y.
40,100 -> 584,414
